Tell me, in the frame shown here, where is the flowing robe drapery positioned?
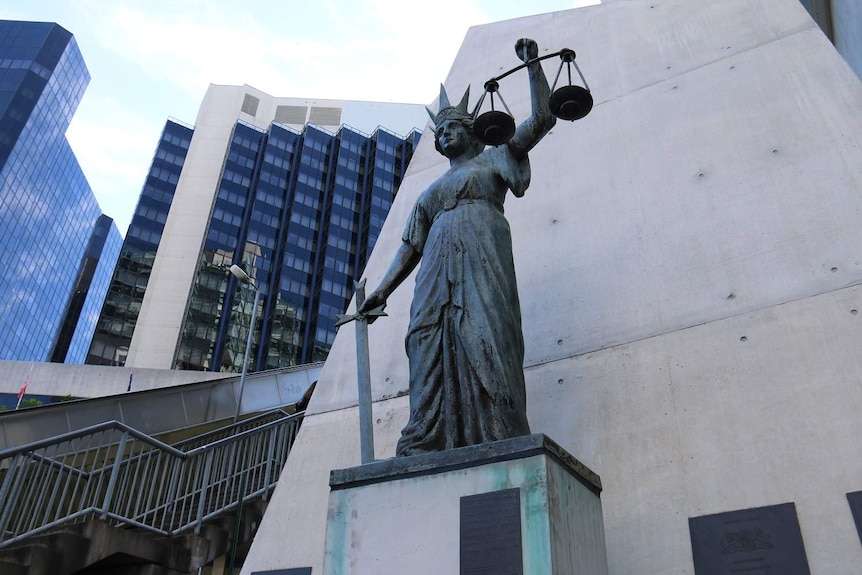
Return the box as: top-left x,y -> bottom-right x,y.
396,144 -> 532,456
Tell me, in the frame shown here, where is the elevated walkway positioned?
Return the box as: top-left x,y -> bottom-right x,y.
0,362 -> 322,450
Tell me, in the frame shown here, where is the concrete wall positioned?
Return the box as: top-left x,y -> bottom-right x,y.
242,0 -> 862,573
833,0 -> 862,80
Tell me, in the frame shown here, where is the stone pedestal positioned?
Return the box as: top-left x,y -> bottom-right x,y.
322,434 -> 608,575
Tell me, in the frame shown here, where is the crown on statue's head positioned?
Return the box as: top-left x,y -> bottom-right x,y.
426,84 -> 472,128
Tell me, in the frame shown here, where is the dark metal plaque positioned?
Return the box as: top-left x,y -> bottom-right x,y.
847,491 -> 862,547
251,569 -> 311,575
689,502 -> 810,575
460,487 -> 522,575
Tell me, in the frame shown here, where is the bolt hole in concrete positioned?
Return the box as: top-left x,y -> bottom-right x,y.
557,379 -> 564,385
831,267 -> 838,272
740,336 -> 747,342
852,309 -> 858,316
557,339 -> 563,345
727,293 -> 735,300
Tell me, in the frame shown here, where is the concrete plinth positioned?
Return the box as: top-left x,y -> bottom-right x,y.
322,434 -> 607,575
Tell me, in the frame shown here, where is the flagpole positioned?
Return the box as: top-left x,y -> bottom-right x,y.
15,364 -> 33,410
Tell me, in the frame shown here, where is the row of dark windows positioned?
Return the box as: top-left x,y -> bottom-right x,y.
85,119 -> 193,366
177,120 -> 420,372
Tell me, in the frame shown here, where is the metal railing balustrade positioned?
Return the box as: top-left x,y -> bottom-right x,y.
0,409 -> 303,548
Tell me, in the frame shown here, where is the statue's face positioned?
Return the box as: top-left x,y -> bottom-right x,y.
436,120 -> 471,157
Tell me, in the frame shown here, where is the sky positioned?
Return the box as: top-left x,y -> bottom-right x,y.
1,0 -> 598,236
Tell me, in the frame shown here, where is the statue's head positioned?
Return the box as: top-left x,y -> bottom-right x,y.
427,85 -> 484,158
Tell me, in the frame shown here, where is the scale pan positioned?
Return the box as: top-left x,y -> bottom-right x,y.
550,85 -> 593,121
474,110 -> 516,146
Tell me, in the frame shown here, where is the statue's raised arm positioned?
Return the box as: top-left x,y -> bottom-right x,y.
507,38 -> 557,159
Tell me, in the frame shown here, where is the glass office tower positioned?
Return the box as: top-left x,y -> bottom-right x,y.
112,87 -> 424,372
0,20 -> 121,362
176,122 -> 419,371
52,214 -> 123,364
89,93 -> 421,373
86,119 -> 193,366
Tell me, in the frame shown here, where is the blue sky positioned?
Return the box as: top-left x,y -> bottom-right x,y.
1,0 -> 597,235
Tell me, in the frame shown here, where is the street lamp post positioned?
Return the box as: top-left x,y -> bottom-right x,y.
230,264 -> 260,423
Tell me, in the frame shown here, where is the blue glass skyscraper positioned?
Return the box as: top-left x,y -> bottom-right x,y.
86,118 -> 193,366
99,85 -> 424,372
174,121 -> 420,371
0,20 -> 122,362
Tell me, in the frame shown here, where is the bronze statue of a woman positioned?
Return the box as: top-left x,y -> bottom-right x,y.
360,38 -> 556,456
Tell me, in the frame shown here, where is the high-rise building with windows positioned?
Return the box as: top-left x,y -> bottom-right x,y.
85,118 -> 193,367
89,85 -> 424,372
0,20 -> 122,363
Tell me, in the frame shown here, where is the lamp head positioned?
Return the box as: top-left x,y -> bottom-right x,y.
229,264 -> 255,286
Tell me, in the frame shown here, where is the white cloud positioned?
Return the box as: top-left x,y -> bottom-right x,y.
2,0 -> 602,236
73,0 -> 491,105
66,95 -> 160,233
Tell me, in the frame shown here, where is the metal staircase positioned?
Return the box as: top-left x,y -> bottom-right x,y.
0,409 -> 303,574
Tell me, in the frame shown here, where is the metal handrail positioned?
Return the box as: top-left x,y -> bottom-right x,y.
0,420 -> 184,460
0,410 -> 304,548
174,409 -> 297,451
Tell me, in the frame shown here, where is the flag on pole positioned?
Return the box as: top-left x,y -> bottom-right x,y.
16,374 -> 28,402
15,367 -> 32,410
127,373 -> 133,392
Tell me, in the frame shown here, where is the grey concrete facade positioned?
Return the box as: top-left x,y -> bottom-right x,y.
831,0 -> 861,79
798,0 -> 862,80
242,0 -> 862,573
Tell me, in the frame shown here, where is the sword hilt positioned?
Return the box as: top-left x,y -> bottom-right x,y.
335,304 -> 387,327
